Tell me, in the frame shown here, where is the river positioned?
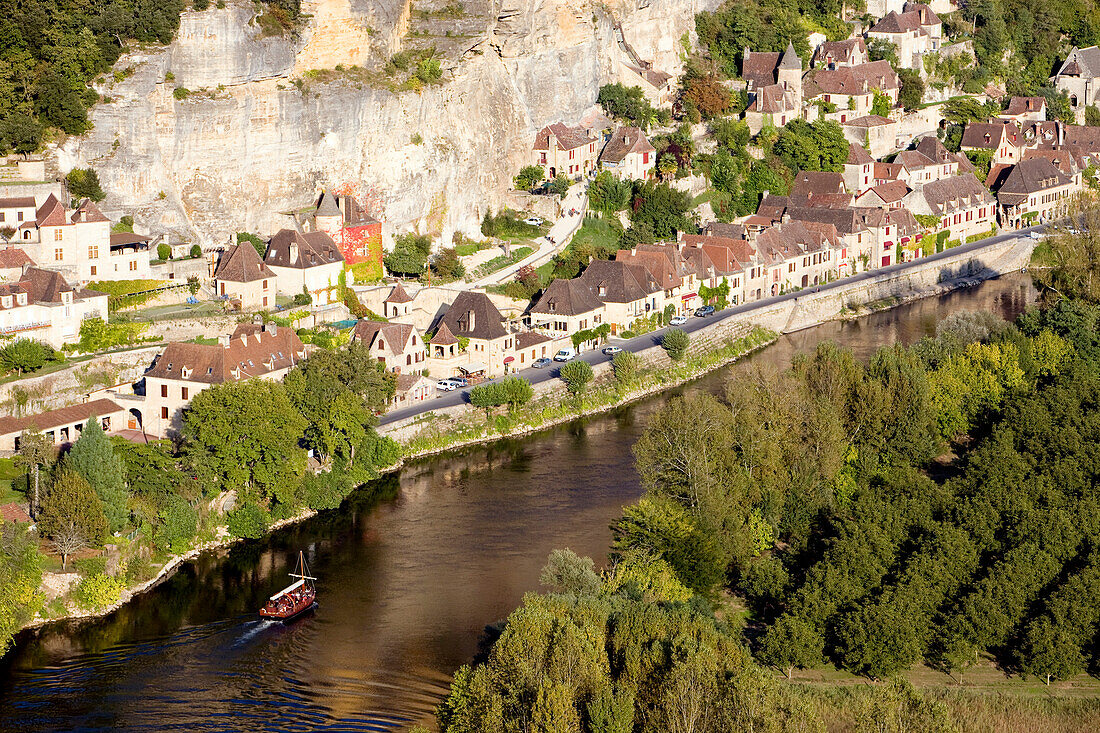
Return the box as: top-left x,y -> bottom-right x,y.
0,273 -> 1037,731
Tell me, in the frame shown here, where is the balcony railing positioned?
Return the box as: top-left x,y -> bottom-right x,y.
0,321 -> 48,334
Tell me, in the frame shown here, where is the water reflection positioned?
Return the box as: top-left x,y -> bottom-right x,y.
0,275 -> 1036,731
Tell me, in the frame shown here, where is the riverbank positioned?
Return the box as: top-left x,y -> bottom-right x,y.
15,242 -> 1036,640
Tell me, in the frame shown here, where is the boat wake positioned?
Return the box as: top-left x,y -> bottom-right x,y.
232,619 -> 277,647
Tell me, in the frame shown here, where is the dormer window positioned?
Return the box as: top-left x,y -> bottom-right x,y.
1,296 -> 10,308
16,293 -> 26,305
207,367 -> 213,375
166,363 -> 173,371
181,367 -> 192,379
548,302 -> 556,312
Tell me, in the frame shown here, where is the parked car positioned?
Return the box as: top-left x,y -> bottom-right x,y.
603,346 -> 623,355
451,377 -> 468,387
532,357 -> 553,369
436,379 -> 460,391
553,347 -> 577,362
694,305 -> 715,317
524,216 -> 544,226
669,315 -> 688,326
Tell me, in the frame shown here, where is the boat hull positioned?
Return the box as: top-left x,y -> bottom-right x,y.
259,590 -> 317,622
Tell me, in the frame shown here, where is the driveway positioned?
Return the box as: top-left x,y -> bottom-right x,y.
381,226 -> 1039,426
469,185 -> 590,287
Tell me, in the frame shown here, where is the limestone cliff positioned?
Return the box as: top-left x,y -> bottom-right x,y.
58,0 -> 717,244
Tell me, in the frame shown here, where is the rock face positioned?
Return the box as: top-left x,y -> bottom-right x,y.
58,0 -> 717,244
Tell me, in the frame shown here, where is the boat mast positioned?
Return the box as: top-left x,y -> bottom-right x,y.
288,550 -> 317,590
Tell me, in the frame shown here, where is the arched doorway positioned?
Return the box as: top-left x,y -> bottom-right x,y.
128,408 -> 142,431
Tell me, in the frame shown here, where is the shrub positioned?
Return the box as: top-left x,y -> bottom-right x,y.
156,496 -> 198,553
66,168 -> 106,202
73,556 -> 107,577
514,165 -> 545,191
157,243 -> 171,261
71,318 -> 152,352
189,244 -> 202,258
612,350 -> 640,386
0,339 -> 62,374
73,573 -> 125,611
226,501 -> 271,539
173,87 -> 191,100
559,359 -> 594,395
662,328 -> 690,361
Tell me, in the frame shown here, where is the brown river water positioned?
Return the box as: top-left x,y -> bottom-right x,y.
0,273 -> 1036,731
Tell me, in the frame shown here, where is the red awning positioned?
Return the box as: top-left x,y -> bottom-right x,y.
681,292 -> 697,300
503,357 -> 515,364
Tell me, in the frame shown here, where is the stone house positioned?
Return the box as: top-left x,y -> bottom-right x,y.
513,331 -> 556,368
615,244 -> 698,314
579,258 -> 663,333
813,38 -> 869,69
855,180 -> 911,208
382,282 -> 414,320
12,195 -> 141,282
621,61 -> 674,108
844,142 -> 877,195
141,323 -> 306,438
961,121 -> 1025,165
263,229 -> 345,305
0,267 -> 107,348
0,398 -> 127,452
392,373 -> 433,409
432,291 -> 516,378
678,234 -> 754,305
742,43 -> 804,134
598,127 -> 656,181
804,61 -> 900,124
754,220 -> 844,291
350,320 -> 427,373
291,191 -> 383,268
992,157 -> 1081,228
0,248 -> 33,281
213,241 -> 276,311
529,278 -> 606,349
533,123 -> 599,180
998,97 -> 1047,123
866,4 -> 942,69
1051,46 -> 1100,123
842,115 -> 898,158
902,174 -> 996,243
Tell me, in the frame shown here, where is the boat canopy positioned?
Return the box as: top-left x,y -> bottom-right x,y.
269,578 -> 305,601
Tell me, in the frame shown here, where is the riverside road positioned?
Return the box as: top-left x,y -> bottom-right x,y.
379,225 -> 1040,426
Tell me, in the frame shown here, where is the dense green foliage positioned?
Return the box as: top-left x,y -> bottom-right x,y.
597,83 -> 669,129
66,168 -> 105,202
513,165 -> 545,191
559,359 -> 593,396
0,339 -> 63,375
64,418 -> 128,533
0,523 -> 42,656
469,377 -> 534,418
384,233 -> 433,277
661,327 -> 690,361
437,284 -> 1100,729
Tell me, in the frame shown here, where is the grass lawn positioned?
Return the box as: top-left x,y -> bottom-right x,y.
0,457 -> 26,504
113,300 -> 224,323
565,216 -> 621,258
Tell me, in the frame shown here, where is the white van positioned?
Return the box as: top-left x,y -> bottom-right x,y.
553,347 -> 576,362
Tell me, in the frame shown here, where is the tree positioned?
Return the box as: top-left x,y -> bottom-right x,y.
37,470 -> 107,570
500,376 -> 534,412
15,428 -> 52,517
384,234 -> 431,277
870,88 -> 892,117
943,96 -> 987,125
0,522 -> 43,656
0,339 -> 60,374
190,243 -> 202,258
430,247 -> 465,281
0,113 -> 43,157
1032,201 -> 1100,304
236,232 -> 267,258
559,359 -> 593,397
662,328 -> 690,361
65,168 -> 106,202
682,74 -> 732,119
898,69 -> 925,111
182,380 -> 308,505
469,382 -> 504,419
868,38 -> 899,66
588,171 -> 633,215
773,120 -> 848,173
64,418 -> 129,534
612,350 -> 640,387
759,614 -> 823,678
156,242 -> 171,261
539,548 -> 602,595
965,148 -> 995,181
598,83 -> 658,128
548,175 -> 571,199
514,165 -> 545,191
629,181 -> 694,239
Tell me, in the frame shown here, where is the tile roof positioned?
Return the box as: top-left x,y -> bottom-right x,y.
1022,149 -> 1080,176
996,158 -> 1075,204
351,320 -> 416,355
808,61 -> 899,95
109,232 -> 151,247
579,258 -> 660,303
530,277 -> 604,316
533,122 -> 596,152
814,38 -> 867,67
844,115 -> 893,128
20,267 -> 75,303
35,194 -> 67,227
599,127 -> 655,164
438,291 -> 508,341
623,61 -> 673,88
265,229 -> 344,269
791,171 -> 848,201
0,197 -> 35,208
315,191 -> 341,217
847,143 -> 874,165
515,331 -> 551,349
70,199 -> 108,224
961,121 -> 1022,150
615,244 -> 686,291
914,136 -> 974,171
143,325 -> 305,384
385,282 -> 413,303
0,398 -> 123,437
893,150 -> 937,171
779,41 -> 801,70
742,50 -> 783,89
680,234 -> 756,271
0,248 -> 33,269
1004,96 -> 1046,116
1056,46 -> 1100,79
748,84 -> 799,114
911,173 -> 994,214
430,321 -> 458,345
0,502 -> 32,524
702,222 -> 747,239
867,180 -> 911,204
214,242 -> 276,283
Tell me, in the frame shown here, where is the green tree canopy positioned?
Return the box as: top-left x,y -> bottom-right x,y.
38,469 -> 107,568
64,417 -> 128,533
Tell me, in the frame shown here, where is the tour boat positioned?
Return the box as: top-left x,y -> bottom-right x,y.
259,551 -> 317,622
